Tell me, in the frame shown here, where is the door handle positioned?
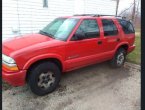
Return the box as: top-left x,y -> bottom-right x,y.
116,38 -> 120,42
98,41 -> 102,45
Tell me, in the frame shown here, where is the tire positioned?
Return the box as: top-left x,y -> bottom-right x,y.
28,62 -> 61,96
110,48 -> 126,68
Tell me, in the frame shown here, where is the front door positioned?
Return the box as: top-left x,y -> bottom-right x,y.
65,19 -> 102,70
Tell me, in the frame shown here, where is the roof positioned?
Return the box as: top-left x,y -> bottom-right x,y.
60,14 -> 125,20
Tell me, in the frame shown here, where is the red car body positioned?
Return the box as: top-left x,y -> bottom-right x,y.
2,16 -> 135,86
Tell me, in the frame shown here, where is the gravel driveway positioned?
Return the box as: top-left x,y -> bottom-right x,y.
2,62 -> 140,110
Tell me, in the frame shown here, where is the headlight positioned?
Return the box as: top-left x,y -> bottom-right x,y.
2,54 -> 16,64
2,54 -> 19,71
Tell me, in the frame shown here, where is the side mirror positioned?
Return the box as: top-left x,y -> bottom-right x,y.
72,33 -> 85,40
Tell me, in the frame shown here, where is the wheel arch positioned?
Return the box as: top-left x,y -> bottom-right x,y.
115,42 -> 129,53
23,54 -> 64,70
23,54 -> 65,81
25,57 -> 64,82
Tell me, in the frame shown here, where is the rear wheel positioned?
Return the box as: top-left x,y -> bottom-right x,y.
110,48 -> 126,68
28,62 -> 61,96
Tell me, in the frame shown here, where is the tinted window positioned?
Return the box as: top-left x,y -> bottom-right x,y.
118,19 -> 135,34
72,19 -> 100,40
102,19 -> 118,36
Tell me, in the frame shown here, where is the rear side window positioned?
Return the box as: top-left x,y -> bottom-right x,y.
102,19 -> 118,36
118,19 -> 135,34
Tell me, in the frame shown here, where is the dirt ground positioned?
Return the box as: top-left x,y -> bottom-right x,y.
2,62 -> 140,110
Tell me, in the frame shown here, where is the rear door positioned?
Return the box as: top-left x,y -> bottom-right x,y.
100,18 -> 121,53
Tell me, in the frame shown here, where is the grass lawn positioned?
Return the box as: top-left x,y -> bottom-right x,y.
127,32 -> 141,65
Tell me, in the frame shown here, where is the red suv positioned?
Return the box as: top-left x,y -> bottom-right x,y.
2,14 -> 135,95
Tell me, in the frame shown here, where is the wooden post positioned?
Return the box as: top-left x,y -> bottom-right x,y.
115,0 -> 120,16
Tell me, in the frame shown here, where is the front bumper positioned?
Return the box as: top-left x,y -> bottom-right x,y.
127,45 -> 136,53
2,70 -> 27,86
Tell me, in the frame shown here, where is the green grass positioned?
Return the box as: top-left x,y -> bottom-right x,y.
127,32 -> 141,65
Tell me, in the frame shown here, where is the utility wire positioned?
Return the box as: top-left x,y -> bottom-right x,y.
119,3 -> 134,16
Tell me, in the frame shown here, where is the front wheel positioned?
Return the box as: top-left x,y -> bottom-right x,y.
110,48 -> 126,68
28,62 -> 61,96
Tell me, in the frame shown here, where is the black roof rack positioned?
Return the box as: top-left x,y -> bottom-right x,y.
73,14 -> 126,19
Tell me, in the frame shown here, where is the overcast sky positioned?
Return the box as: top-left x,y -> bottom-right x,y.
118,0 -> 140,14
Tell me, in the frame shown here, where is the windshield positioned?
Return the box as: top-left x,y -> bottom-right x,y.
39,18 -> 79,41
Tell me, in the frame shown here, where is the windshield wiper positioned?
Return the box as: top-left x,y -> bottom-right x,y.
39,30 -> 55,39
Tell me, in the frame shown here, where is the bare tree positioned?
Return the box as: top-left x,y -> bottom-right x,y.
134,0 -> 140,24
131,0 -> 136,22
119,3 -> 134,16
118,0 -> 140,29
134,0 -> 141,29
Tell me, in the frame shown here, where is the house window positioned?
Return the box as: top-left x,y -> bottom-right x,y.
43,0 -> 48,8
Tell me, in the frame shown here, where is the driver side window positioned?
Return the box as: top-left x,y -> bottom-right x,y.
71,19 -> 100,40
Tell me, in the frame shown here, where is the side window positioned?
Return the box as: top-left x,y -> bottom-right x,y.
102,19 -> 118,36
118,19 -> 135,34
72,19 -> 100,40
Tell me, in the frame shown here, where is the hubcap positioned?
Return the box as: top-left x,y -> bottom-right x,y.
37,71 -> 55,89
117,53 -> 124,66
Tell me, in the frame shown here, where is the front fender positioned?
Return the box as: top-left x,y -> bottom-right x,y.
23,53 -> 65,71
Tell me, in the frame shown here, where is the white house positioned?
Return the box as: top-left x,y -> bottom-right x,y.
2,0 -> 116,40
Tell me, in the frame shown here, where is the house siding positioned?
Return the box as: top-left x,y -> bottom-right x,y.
2,0 -> 116,40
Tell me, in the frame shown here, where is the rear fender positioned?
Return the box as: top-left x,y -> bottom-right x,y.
114,42 -> 129,54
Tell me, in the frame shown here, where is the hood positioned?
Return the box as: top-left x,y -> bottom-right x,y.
2,34 -> 63,56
